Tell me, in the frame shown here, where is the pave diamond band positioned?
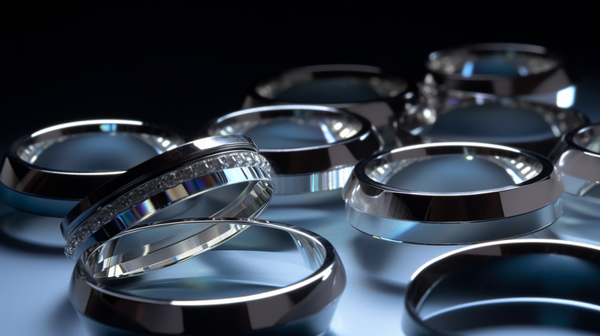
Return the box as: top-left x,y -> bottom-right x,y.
64,150 -> 270,258
61,136 -> 274,270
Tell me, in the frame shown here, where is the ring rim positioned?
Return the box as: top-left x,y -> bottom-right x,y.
70,218 -> 346,335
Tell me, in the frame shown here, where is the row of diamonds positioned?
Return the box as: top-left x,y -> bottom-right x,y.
65,150 -> 270,258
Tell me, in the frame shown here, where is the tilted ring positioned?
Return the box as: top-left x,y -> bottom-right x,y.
61,135 -> 274,266
70,218 -> 346,335
0,119 -> 187,217
342,142 -> 563,244
421,43 -> 576,103
205,105 -> 383,198
242,64 -> 415,148
403,239 -> 600,335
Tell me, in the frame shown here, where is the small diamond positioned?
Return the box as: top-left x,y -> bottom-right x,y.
175,165 -> 195,182
163,172 -> 178,188
99,209 -> 112,224
206,159 -> 220,171
218,155 -> 230,169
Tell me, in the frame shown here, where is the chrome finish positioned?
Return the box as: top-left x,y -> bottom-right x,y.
206,105 -> 383,197
397,97 -> 588,155
0,119 -> 186,217
342,142 -> 563,244
403,239 -> 600,335
70,218 -> 346,335
61,135 -> 274,266
242,64 -> 415,148
550,124 -> 600,203
421,43 -> 575,98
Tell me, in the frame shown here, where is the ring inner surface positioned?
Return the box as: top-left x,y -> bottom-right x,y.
403,101 -> 584,144
256,72 -> 407,104
416,252 -> 600,335
19,131 -> 178,172
572,127 -> 600,153
84,222 -> 325,297
366,150 -> 542,193
212,110 -> 363,149
427,49 -> 558,77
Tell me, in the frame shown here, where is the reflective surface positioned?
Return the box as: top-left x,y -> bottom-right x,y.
207,105 -> 383,198
404,239 -> 600,335
397,97 -> 588,155
71,219 -> 346,335
343,142 -> 563,244
0,119 -> 187,216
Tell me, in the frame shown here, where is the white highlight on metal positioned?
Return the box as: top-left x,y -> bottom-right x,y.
31,120 -> 143,138
556,85 -> 576,108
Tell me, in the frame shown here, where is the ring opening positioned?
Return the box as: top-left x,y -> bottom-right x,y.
572,126 -> 600,153
366,148 -> 542,193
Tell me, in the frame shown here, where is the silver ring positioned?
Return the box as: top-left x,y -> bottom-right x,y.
421,43 -> 576,106
242,64 -> 415,148
403,239 -> 600,335
206,105 -> 383,200
342,142 -> 563,244
550,124 -> 600,203
397,98 -> 588,155
70,218 -> 346,335
61,135 -> 274,265
0,119 -> 187,217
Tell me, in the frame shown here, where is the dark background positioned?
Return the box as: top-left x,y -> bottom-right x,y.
1,2 -> 598,148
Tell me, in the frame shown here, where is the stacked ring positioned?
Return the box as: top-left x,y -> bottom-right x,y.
342,142 -> 564,244
206,105 -> 383,204
70,218 -> 346,335
61,135 -> 274,270
0,119 -> 187,217
242,64 -> 415,148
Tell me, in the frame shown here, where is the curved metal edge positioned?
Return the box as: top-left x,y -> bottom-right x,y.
0,182 -> 79,217
346,199 -> 561,245
69,218 -> 346,335
342,142 -> 563,222
0,119 -> 188,201
402,238 -> 600,336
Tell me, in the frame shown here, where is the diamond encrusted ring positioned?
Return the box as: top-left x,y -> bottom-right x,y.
61,135 -> 273,266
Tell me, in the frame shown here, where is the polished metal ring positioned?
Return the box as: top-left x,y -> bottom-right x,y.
70,218 -> 346,335
550,124 -> 600,202
397,97 -> 588,155
421,43 -> 576,105
206,105 -> 383,201
61,135 -> 274,263
0,119 -> 187,217
342,142 -> 563,244
242,64 -> 415,148
403,239 -> 600,335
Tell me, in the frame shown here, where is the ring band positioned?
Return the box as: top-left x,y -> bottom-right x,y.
70,218 -> 346,335
421,43 -> 575,101
397,98 -> 588,155
0,119 -> 186,217
342,142 -> 563,244
242,64 -> 415,148
551,124 -> 600,202
61,135 -> 273,265
206,105 -> 383,197
403,239 -> 600,335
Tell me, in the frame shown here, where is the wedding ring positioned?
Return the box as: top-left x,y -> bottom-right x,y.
403,239 -> 600,335
397,98 -> 588,155
242,64 -> 415,148
421,43 -> 576,107
70,218 -> 346,335
550,124 -> 600,202
342,142 -> 563,244
0,119 -> 186,217
61,135 -> 273,264
206,105 -> 383,202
